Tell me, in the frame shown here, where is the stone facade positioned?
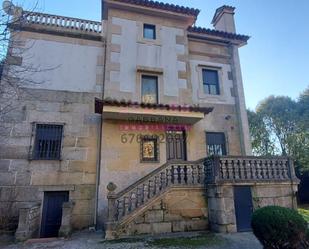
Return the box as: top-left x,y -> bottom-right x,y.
207,182 -> 298,233
0,0 -> 298,239
117,187 -> 208,237
0,89 -> 101,233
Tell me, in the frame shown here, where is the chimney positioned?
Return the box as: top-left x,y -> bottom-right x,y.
211,5 -> 236,33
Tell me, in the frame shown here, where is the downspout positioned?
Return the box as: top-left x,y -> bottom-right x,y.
94,23 -> 108,230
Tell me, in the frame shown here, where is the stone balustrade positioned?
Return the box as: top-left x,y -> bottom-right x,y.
107,159 -> 205,224
21,11 -> 102,34
205,156 -> 296,183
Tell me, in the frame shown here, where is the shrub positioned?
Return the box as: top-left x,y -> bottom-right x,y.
251,206 -> 309,249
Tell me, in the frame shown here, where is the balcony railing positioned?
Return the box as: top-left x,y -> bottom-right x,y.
21,11 -> 102,35
205,156 -> 296,184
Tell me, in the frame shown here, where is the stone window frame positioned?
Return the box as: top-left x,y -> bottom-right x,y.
28,122 -> 66,161
197,64 -> 226,101
137,22 -> 162,46
205,130 -> 229,156
140,135 -> 160,163
136,68 -> 163,104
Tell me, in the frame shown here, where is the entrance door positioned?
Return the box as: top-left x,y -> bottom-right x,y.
234,186 -> 253,232
41,191 -> 69,238
166,131 -> 187,161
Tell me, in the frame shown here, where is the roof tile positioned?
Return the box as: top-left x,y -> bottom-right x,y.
188,26 -> 250,42
111,0 -> 200,16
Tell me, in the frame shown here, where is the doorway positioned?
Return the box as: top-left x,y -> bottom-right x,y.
41,191 -> 69,238
234,186 -> 253,232
166,130 -> 187,161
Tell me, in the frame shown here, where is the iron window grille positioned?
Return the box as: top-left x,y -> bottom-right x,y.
143,24 -> 156,40
202,69 -> 220,95
206,132 -> 227,156
31,123 -> 64,160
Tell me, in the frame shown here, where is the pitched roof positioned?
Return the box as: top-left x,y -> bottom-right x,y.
188,26 -> 250,42
109,0 -> 200,17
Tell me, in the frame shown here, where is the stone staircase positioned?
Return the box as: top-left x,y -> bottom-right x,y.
105,156 -> 298,238
105,159 -> 206,238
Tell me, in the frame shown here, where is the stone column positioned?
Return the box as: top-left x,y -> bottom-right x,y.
59,201 -> 75,237
15,203 -> 41,241
105,182 -> 118,240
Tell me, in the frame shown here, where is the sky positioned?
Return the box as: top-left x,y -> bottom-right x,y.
14,0 -> 309,110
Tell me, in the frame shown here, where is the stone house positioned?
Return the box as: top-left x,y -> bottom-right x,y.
0,0 -> 299,240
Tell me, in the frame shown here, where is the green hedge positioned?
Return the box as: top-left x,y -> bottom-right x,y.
251,206 -> 309,249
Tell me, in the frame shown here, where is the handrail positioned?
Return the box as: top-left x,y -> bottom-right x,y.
107,159 -> 205,223
115,158 -> 205,198
21,11 -> 102,34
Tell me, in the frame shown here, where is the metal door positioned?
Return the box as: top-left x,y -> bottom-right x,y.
234,186 -> 253,232
41,191 -> 69,238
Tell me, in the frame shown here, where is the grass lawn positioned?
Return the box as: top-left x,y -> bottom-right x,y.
146,234 -> 223,248
299,208 -> 309,223
101,233 -> 224,248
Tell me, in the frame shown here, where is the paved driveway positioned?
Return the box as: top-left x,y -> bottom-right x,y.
1,231 -> 262,249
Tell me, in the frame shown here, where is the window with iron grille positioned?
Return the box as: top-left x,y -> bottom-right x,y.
206,132 -> 227,156
202,69 -> 220,95
32,124 -> 63,160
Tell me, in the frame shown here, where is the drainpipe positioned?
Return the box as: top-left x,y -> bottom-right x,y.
94,22 -> 108,230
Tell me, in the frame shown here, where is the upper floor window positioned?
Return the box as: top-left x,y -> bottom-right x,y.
206,132 -> 227,156
33,124 -> 63,160
202,69 -> 220,95
141,75 -> 158,104
143,24 -> 156,40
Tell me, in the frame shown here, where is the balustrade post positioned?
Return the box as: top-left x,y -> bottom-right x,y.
212,155 -> 221,183
288,158 -> 296,180
105,182 -> 118,240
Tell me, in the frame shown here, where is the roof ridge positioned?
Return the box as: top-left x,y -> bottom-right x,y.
110,0 -> 200,16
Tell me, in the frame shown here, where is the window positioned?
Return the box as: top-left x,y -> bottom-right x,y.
202,69 -> 220,95
141,136 -> 159,162
206,132 -> 227,156
143,24 -> 156,40
33,124 -> 63,160
141,75 -> 158,104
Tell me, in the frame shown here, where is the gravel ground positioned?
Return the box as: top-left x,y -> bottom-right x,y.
0,231 -> 262,249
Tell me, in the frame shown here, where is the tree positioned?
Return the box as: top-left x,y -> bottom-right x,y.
0,1 -> 48,136
247,109 -> 276,155
247,90 -> 309,173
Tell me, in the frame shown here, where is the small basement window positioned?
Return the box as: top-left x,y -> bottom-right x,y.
143,24 -> 156,40
32,124 -> 64,160
141,136 -> 159,162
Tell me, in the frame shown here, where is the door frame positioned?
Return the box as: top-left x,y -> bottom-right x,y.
40,191 -> 69,238
165,130 -> 187,161
233,185 -> 253,232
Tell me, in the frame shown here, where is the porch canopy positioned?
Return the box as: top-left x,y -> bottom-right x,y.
95,98 -> 213,125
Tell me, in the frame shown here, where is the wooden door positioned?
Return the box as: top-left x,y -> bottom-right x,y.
41,191 -> 69,238
166,131 -> 187,161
